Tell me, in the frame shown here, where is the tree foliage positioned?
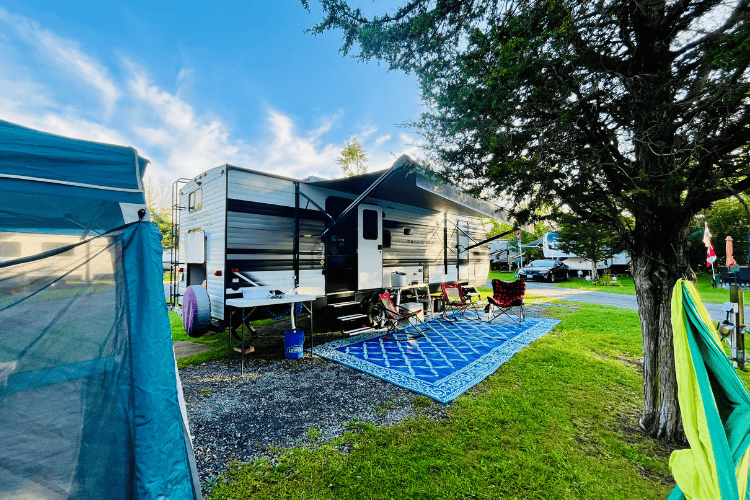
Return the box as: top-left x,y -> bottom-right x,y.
337,135 -> 368,177
144,175 -> 173,248
305,0 -> 750,442
150,211 -> 173,249
555,220 -> 624,278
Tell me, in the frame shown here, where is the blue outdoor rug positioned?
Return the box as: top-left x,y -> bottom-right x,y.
314,316 -> 560,403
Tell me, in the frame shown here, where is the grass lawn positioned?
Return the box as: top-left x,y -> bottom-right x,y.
488,270 -> 732,304
203,303 -> 683,500
170,311 -> 277,369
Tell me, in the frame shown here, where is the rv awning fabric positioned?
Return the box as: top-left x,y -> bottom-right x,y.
668,280 -> 750,500
308,156 -> 509,221
0,120 -> 149,234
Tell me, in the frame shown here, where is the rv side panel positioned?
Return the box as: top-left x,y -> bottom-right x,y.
225,169 -> 326,298
178,167 -> 228,319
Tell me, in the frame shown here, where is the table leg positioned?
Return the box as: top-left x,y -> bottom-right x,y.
241,307 -> 246,375
310,301 -> 314,357
291,301 -> 297,330
228,307 -> 232,368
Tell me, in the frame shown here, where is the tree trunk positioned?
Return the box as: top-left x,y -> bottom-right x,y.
631,227 -> 687,443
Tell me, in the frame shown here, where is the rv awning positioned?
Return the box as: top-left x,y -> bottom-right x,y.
307,155 -> 510,222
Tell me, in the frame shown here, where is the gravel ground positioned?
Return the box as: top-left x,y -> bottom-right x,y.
181,348 -> 456,488
180,304 -> 550,489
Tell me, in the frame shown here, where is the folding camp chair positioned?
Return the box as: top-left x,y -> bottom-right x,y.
377,292 -> 429,340
486,279 -> 525,325
440,283 -> 481,321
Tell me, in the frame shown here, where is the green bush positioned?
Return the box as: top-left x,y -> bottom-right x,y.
593,274 -> 622,287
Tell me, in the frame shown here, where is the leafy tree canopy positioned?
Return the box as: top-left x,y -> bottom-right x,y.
555,219 -> 625,277
304,0 -> 750,442
150,211 -> 173,249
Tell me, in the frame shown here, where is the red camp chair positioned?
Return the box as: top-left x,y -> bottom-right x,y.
440,283 -> 481,321
377,292 -> 429,340
487,279 -> 525,325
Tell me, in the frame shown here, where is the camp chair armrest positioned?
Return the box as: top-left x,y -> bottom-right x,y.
488,296 -> 523,308
396,305 -> 422,316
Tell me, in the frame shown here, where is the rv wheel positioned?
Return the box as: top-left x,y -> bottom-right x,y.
368,301 -> 385,328
183,285 -> 212,337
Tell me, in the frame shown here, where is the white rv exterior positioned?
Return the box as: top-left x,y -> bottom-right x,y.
542,232 -> 630,274
173,156 -> 506,324
488,239 -> 525,270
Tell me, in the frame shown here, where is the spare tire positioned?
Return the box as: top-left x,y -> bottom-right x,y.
183,285 -> 212,338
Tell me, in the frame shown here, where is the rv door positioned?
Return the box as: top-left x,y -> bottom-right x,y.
357,205 -> 383,290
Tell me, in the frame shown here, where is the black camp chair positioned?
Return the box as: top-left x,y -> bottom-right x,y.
741,267 -> 750,288
720,267 -> 733,287
377,292 -> 429,340
486,279 -> 526,325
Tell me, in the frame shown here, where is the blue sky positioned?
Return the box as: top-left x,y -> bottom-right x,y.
0,1 -> 424,181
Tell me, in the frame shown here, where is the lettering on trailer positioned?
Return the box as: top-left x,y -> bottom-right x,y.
406,239 -> 429,246
184,208 -> 218,223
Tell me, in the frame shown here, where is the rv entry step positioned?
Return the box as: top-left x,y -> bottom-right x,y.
338,313 -> 368,322
329,301 -> 360,308
345,326 -> 374,336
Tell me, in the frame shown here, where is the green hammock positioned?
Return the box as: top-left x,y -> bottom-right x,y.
669,279 -> 750,499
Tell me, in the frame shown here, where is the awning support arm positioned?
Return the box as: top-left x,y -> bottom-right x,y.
320,166 -> 402,238
297,191 -> 333,221
464,228 -> 517,251
445,218 -> 481,247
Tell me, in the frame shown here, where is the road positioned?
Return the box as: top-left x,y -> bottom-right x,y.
508,280 -> 737,323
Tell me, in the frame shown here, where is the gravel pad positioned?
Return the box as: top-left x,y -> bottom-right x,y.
181,356 -> 452,485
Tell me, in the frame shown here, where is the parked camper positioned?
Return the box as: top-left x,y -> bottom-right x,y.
488,239 -> 525,270
172,155 -> 510,334
542,232 -> 630,275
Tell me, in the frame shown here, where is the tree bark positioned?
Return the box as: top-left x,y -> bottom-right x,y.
631,224 -> 687,442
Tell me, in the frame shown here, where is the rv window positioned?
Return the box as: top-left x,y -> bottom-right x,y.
404,228 -> 413,235
382,230 -> 391,248
362,209 -> 378,240
188,188 -> 202,212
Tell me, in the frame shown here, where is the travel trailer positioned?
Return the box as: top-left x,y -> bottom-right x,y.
541,232 -> 630,275
488,239 -> 525,270
171,156 -> 511,334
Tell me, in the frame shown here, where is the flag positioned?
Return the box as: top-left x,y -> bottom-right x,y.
516,229 -> 521,250
704,223 -> 716,267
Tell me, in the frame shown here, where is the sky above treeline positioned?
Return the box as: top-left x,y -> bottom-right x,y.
0,1 -> 423,182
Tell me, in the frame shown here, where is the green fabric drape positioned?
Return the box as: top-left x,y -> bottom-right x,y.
669,280 -> 750,499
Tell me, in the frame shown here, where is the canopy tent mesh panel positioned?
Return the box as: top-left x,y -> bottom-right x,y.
0,119 -> 201,500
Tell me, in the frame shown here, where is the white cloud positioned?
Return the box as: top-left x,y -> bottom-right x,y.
373,134 -> 392,148
358,124 -> 378,139
0,8 -> 421,184
0,6 -> 121,118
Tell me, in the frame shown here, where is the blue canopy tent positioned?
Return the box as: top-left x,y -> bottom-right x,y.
0,120 -> 202,499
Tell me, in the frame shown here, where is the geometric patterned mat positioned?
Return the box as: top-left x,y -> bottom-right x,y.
313,315 -> 560,403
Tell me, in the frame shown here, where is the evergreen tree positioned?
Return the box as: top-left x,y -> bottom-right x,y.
304,0 -> 750,441
337,135 -> 368,177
